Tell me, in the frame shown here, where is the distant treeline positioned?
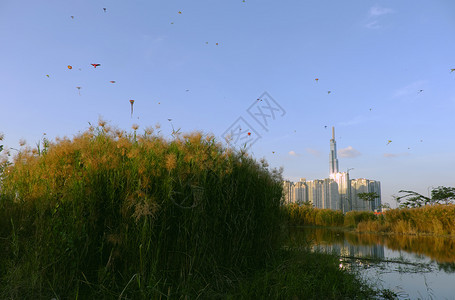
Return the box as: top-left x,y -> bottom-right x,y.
283,203 -> 455,236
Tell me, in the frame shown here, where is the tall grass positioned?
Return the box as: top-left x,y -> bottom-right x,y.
230,249 -> 377,300
283,203 -> 344,227
344,211 -> 377,228
0,123 -> 283,298
283,203 -> 455,237
357,205 -> 455,236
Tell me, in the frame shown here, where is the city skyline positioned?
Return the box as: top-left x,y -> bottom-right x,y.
283,127 -> 381,212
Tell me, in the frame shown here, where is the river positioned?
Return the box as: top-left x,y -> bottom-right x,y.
286,227 -> 455,299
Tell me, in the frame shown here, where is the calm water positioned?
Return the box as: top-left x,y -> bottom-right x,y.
287,227 -> 455,300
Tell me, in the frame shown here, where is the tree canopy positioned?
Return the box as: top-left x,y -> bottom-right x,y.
396,186 -> 455,208
357,192 -> 379,202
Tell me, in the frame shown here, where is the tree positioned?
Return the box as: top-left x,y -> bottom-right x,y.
431,186 -> 455,205
396,190 -> 430,208
357,192 -> 379,210
396,186 -> 455,208
357,192 -> 379,202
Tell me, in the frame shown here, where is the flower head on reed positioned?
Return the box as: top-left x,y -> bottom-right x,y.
98,118 -> 107,128
144,126 -> 154,136
165,153 -> 177,171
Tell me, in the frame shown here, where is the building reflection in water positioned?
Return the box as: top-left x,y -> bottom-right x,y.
311,240 -> 385,260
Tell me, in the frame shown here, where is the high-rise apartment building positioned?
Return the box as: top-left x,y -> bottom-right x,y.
283,127 -> 381,212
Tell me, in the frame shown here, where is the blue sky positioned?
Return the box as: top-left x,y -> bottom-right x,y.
1,0 -> 454,206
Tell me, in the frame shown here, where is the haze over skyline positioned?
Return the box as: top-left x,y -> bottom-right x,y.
1,1 -> 455,207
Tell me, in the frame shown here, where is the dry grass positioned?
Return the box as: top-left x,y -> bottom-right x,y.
283,203 -> 455,237
283,204 -> 344,227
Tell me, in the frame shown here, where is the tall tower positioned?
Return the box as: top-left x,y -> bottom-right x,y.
329,126 -> 339,177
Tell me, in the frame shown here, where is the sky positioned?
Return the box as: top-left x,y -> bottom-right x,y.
1,0 -> 454,207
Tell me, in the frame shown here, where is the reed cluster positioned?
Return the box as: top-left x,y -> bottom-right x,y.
0,124 -> 283,298
282,203 -> 344,227
357,204 -> 455,236
283,203 -> 455,236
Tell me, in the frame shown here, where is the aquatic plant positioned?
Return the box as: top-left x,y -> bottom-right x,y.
0,123 -> 284,298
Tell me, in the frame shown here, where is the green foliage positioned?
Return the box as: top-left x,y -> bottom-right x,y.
431,186 -> 455,205
397,186 -> 455,208
396,190 -> 431,208
0,124 -> 284,298
358,192 -> 379,202
230,250 -> 376,299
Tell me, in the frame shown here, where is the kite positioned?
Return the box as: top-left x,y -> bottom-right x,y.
168,119 -> 172,121
103,8 -> 107,12
369,108 -> 372,111
110,81 -> 116,83
171,22 -> 174,24
451,69 -> 455,72
418,89 -> 423,93
324,125 -> 327,129
216,43 -> 219,45
327,91 -> 331,94
272,151 -> 275,154
205,42 -> 208,44
76,86 -> 81,96
130,100 -> 135,118
46,74 -> 50,78
70,16 -> 74,19
247,132 -> 251,136
91,63 -> 100,68
67,65 -> 72,69
387,140 -> 392,145
178,11 -> 182,14
185,89 -> 189,92
315,78 -> 319,82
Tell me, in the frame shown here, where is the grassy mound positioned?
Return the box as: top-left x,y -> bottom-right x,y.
0,124 -> 283,298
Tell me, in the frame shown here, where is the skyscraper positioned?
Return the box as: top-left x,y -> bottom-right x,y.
329,126 -> 339,177
283,126 -> 381,212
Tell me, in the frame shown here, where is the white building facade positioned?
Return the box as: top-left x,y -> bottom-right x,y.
282,127 -> 381,212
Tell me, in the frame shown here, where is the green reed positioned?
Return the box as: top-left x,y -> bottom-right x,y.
0,123 -> 283,298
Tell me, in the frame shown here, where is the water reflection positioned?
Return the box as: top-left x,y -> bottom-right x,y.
287,227 -> 455,299
287,227 -> 455,266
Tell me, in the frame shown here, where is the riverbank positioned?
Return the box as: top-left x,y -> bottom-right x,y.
288,226 -> 455,300
0,125 -> 384,299
283,203 -> 455,237
226,248 -> 382,299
